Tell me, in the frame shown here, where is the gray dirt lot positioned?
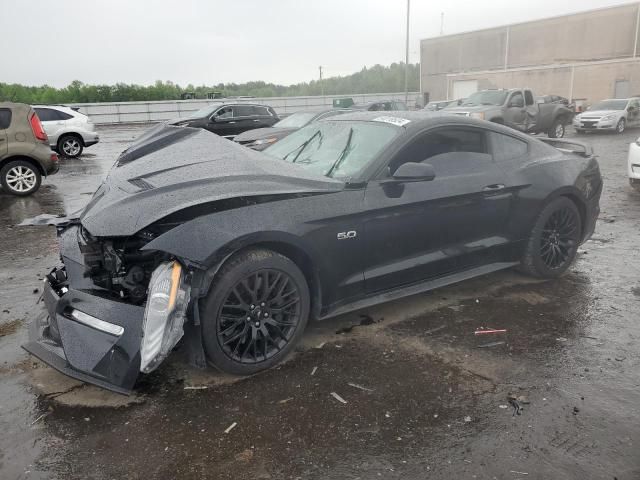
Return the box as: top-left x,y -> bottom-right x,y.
1,124 -> 639,480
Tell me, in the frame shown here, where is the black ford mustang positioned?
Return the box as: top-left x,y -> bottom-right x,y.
24,112 -> 602,394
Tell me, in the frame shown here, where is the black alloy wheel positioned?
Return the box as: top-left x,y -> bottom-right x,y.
520,197 -> 582,278
202,249 -> 310,375
218,269 -> 302,364
539,208 -> 580,269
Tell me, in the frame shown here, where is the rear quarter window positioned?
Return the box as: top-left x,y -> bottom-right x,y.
0,108 -> 11,129
252,106 -> 271,116
489,132 -> 529,162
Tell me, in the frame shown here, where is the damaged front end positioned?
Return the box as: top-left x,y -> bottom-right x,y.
23,224 -> 192,394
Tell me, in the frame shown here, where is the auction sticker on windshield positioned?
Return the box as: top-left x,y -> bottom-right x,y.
373,116 -> 411,127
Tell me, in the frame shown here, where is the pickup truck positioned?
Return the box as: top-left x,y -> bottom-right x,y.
445,89 -> 574,138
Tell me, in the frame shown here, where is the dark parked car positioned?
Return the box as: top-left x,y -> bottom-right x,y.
0,102 -> 59,196
233,108 -> 353,150
351,100 -> 408,111
170,103 -> 279,137
25,112 -> 601,393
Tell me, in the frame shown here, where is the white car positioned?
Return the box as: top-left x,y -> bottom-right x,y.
33,105 -> 99,158
573,98 -> 640,134
628,138 -> 640,191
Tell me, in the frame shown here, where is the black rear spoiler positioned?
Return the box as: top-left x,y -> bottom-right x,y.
538,138 -> 594,158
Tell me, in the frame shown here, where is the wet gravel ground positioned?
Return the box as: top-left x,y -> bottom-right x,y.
1,124 -> 639,480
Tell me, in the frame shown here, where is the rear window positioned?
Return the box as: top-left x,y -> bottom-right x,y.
489,132 -> 528,162
0,108 -> 11,129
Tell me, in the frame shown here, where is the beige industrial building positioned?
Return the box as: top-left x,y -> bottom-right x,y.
420,2 -> 640,106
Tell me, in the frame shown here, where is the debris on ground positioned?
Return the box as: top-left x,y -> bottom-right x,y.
359,314 -> 376,326
517,395 -> 530,404
498,404 -> 509,409
311,366 -> 318,376
556,337 -> 568,342
573,407 -> 580,415
510,471 -> 529,475
277,397 -> 294,404
347,382 -> 374,392
30,412 -> 50,425
508,394 -> 523,416
477,341 -> 506,348
330,392 -> 347,404
615,356 -> 626,362
315,342 -> 326,349
464,416 -> 472,422
424,324 -> 447,335
184,385 -> 208,390
474,328 -> 507,335
224,422 -> 237,434
32,288 -> 39,294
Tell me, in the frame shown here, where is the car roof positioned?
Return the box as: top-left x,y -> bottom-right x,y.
321,110 -> 534,137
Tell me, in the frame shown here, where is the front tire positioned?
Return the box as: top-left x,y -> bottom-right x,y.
548,119 -> 565,138
201,249 -> 310,375
616,118 -> 626,134
0,160 -> 42,196
57,135 -> 83,158
520,197 -> 582,278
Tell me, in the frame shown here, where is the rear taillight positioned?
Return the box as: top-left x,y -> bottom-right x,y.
29,113 -> 48,142
50,153 -> 59,163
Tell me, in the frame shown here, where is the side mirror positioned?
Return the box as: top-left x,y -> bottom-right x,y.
392,162 -> 436,181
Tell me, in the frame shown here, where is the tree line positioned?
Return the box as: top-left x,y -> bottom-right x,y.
0,63 -> 420,104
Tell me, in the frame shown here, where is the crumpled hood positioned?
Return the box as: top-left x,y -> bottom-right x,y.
234,126 -> 297,143
80,125 -> 343,237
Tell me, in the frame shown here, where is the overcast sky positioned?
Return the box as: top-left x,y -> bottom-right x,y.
0,0 -> 633,87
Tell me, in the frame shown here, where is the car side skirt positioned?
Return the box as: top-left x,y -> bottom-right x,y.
318,261 -> 518,321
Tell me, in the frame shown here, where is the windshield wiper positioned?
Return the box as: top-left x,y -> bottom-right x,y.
326,128 -> 354,178
286,130 -> 322,164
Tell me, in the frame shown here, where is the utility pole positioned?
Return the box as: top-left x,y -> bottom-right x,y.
404,0 -> 410,105
319,66 -> 324,99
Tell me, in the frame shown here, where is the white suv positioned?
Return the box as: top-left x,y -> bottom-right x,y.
33,105 -> 99,158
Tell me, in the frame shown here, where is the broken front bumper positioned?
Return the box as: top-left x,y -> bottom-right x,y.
22,226 -> 145,395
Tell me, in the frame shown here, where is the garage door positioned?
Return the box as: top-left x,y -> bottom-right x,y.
452,80 -> 478,100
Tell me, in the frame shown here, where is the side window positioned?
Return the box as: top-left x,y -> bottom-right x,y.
509,92 -> 524,107
525,91 -> 534,106
388,127 -> 488,177
35,108 -> 56,122
215,106 -> 233,119
489,132 -> 528,162
55,110 -> 73,120
0,108 -> 12,129
234,105 -> 255,117
252,106 -> 270,116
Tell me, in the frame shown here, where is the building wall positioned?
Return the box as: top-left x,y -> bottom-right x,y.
420,2 -> 640,102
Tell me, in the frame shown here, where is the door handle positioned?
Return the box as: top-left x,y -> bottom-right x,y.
253,119 -> 260,122
228,121 -> 236,124
483,184 -> 505,193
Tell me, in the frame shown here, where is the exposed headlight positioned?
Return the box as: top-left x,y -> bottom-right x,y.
469,112 -> 484,120
251,137 -> 278,146
140,261 -> 190,373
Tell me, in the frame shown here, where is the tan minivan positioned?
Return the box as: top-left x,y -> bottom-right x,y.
0,102 -> 59,196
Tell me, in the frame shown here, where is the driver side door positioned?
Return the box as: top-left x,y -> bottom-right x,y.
362,126 -> 512,294
503,91 -> 527,131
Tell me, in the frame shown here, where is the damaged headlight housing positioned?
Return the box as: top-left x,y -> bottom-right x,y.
140,261 -> 190,373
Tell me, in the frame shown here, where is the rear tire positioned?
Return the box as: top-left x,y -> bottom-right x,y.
548,119 -> 565,138
519,197 -> 582,278
0,160 -> 42,196
57,135 -> 83,158
201,249 -> 310,375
